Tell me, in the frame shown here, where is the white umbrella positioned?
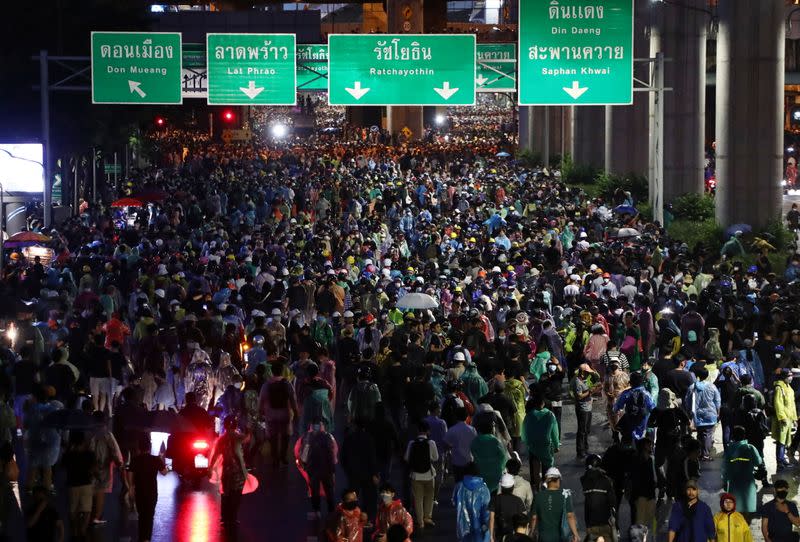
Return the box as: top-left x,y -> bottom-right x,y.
616,227 -> 641,238
395,292 -> 439,310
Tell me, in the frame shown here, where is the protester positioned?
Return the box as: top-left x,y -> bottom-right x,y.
666,479 -> 716,542
452,463 -> 491,542
531,468 -> 579,542
580,454 -> 617,541
489,473 -> 526,540
713,493 -> 752,542
295,419 -> 338,519
521,394 -> 559,491
210,416 -> 247,536
374,483 -> 413,542
327,488 -> 368,542
61,431 -> 96,540
404,420 -> 438,531
684,366 -> 721,461
127,434 -> 168,542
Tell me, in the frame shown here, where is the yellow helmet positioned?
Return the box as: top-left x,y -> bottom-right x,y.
450,232 -> 458,239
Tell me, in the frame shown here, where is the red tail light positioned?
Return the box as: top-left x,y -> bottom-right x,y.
192,440 -> 209,451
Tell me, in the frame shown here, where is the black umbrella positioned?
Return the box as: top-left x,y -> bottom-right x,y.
41,409 -> 102,430
128,410 -> 198,433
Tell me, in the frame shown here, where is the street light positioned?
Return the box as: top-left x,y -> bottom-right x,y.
271,123 -> 288,139
435,114 -> 446,126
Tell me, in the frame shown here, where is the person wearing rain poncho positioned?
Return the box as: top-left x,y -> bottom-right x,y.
502,373 -> 528,450
215,352 -> 241,403
461,362 -> 488,407
705,328 -> 724,366
300,363 -> 334,432
722,426 -> 764,519
185,345 -> 216,410
452,464 -> 491,542
713,492 -> 753,542
522,394 -> 560,489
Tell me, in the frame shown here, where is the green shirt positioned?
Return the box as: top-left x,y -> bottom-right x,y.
534,488 -> 573,542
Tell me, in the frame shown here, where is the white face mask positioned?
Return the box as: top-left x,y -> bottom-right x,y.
380,494 -> 393,505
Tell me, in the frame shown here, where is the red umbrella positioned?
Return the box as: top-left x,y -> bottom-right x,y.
6,231 -> 51,244
110,197 -> 144,208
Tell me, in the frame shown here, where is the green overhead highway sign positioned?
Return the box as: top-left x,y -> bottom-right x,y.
328,34 -> 476,106
206,33 -> 296,105
476,43 -> 516,92
297,44 -> 329,91
518,0 -> 633,105
91,32 -> 183,104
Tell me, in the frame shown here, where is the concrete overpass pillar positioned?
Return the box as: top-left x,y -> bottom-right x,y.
571,107 -> 605,169
605,0 -> 650,177
518,106 -> 572,166
650,0 -> 707,202
715,0 -> 784,228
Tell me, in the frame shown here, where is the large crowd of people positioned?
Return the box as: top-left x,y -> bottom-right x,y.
0,102 -> 798,542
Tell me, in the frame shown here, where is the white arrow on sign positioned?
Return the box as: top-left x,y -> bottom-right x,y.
475,74 -> 489,86
239,81 -> 265,100
128,80 -> 146,98
434,81 -> 459,100
562,81 -> 589,100
345,81 -> 370,100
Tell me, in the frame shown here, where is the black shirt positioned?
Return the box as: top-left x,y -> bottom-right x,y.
130,453 -> 165,501
108,350 -> 126,381
13,361 -> 36,395
86,344 -> 111,379
62,449 -> 96,487
760,499 -> 800,541
652,357 -> 676,384
44,364 -> 75,401
662,368 -> 695,400
490,493 -> 527,537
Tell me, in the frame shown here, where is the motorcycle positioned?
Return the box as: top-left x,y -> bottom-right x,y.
166,431 -> 216,484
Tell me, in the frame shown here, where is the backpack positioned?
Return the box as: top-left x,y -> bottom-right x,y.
764,387 -> 777,418
625,389 -> 646,418
744,410 -> 771,440
350,381 -> 379,422
267,379 -> 291,409
408,437 -> 431,474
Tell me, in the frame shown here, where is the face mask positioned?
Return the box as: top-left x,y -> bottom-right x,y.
777,490 -> 789,500
311,424 -> 322,432
342,501 -> 358,511
547,364 -> 557,373
380,494 -> 393,505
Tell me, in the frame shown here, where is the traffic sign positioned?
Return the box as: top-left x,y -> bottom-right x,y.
206,34 -> 296,105
518,0 -> 633,105
328,34 -> 476,106
297,45 -> 328,91
182,43 -> 207,98
91,32 -> 182,104
476,43 -> 516,92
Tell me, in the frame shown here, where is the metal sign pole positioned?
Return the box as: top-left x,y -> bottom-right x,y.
92,148 -> 97,204
40,50 -> 52,229
652,52 -> 665,225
